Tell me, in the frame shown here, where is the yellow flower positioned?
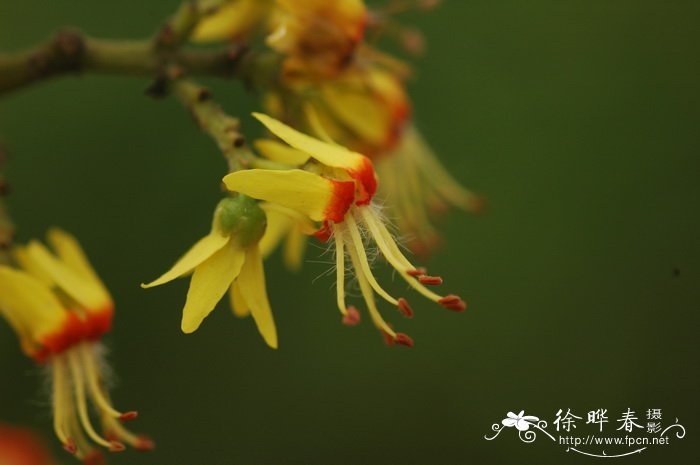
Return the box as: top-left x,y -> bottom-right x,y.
268,0 -> 368,79
0,229 -> 152,463
224,114 -> 466,345
193,0 -> 367,79
264,65 -> 411,157
192,0 -> 273,43
142,196 -> 277,348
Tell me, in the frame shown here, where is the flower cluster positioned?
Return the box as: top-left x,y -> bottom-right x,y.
0,0 -> 476,462
194,0 -> 481,255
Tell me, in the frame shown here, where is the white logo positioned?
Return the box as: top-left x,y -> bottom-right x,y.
485,408 -> 686,458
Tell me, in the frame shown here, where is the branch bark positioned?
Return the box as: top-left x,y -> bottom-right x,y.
0,29 -> 251,95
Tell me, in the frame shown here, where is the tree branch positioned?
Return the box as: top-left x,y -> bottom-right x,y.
0,29 -> 252,96
170,78 -> 288,172
171,78 -> 254,172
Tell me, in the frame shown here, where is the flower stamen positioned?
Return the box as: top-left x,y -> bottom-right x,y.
79,344 -> 136,421
345,212 -> 400,306
334,225 -> 349,319
66,351 -> 122,451
52,357 -> 73,449
418,275 -> 443,285
397,298 -> 413,318
344,235 -> 397,339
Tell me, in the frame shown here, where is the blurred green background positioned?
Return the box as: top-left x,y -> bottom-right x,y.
1,1 -> 698,464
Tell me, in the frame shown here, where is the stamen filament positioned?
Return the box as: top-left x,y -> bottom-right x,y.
79,344 -> 128,419
346,240 -> 396,338
51,356 -> 71,447
345,213 -> 399,305
67,350 -> 118,450
359,207 -> 443,302
333,225 -> 348,316
67,409 -> 93,460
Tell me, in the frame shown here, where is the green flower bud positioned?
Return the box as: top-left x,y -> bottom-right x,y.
213,195 -> 266,247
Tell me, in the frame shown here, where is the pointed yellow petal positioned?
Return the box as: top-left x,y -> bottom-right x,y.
321,87 -> 388,146
258,208 -> 293,258
283,229 -> 307,271
229,281 -> 250,318
254,139 -> 310,165
46,228 -> 110,298
191,0 -> 268,42
0,267 -> 66,345
261,202 -> 318,235
12,245 -> 53,286
26,241 -> 110,311
142,232 -> 229,288
223,169 -> 354,222
253,112 -> 364,170
237,246 -> 277,348
252,113 -> 377,202
181,241 -> 245,333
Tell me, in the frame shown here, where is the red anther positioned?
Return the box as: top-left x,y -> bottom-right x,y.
342,306 -> 361,326
407,267 -> 426,277
119,411 -> 138,421
394,333 -> 414,347
438,295 -> 467,312
63,438 -> 77,454
397,298 -> 414,318
82,450 -> 105,465
135,436 -> 156,451
419,275 -> 443,285
108,441 -> 126,452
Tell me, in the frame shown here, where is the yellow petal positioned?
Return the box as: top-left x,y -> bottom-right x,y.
237,246 -> 278,348
252,113 -> 377,202
25,241 -> 110,311
181,240 -> 245,333
283,228 -> 307,271
142,232 -> 229,288
261,202 -> 318,235
191,0 -> 268,42
253,112 -> 365,170
229,281 -> 250,318
258,207 -> 293,258
254,139 -> 310,166
0,266 -> 66,346
46,228 -> 111,298
223,169 -> 354,222
322,86 -> 395,147
12,245 -> 53,286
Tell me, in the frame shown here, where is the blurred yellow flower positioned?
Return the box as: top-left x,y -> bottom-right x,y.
376,125 -> 484,256
193,0 -> 367,79
265,65 -> 411,156
0,229 -> 151,462
192,0 -> 272,42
